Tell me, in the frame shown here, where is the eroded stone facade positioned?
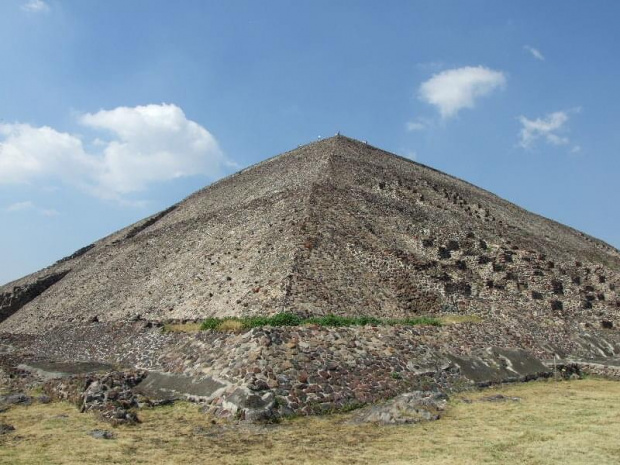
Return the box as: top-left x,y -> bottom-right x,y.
0,136 -> 617,335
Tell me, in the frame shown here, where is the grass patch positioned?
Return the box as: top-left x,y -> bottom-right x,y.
305,315 -> 382,327
215,319 -> 245,333
199,313 -> 442,332
438,314 -> 484,325
162,322 -> 202,333
1,379 -> 620,464
199,317 -> 223,330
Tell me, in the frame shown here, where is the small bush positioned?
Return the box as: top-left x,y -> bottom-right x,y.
200,318 -> 222,330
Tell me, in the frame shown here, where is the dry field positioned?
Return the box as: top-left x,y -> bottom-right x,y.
1,378 -> 619,464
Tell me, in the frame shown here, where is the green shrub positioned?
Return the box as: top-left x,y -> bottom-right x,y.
200,318 -> 222,330
267,312 -> 304,327
243,316 -> 271,328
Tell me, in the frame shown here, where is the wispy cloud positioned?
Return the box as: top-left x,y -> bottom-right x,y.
518,109 -> 580,151
0,103 -> 234,203
524,45 -> 545,61
6,201 -> 34,212
5,201 -> 58,216
41,209 -> 59,217
405,119 -> 428,132
21,0 -> 50,13
419,66 -> 506,119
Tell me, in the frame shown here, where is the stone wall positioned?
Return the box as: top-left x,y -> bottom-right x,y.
11,319 -> 620,420
567,361 -> 620,380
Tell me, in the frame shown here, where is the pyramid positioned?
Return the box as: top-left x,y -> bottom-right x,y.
1,135 -> 619,336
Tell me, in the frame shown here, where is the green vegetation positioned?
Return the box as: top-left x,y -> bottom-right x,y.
199,312 -> 442,331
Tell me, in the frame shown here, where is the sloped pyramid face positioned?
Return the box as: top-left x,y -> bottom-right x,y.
1,135 -> 619,334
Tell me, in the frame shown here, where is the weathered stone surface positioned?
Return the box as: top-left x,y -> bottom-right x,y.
446,347 -> 550,385
17,361 -> 115,380
43,370 -> 147,425
134,371 -> 228,403
552,359 -> 620,380
2,317 -> 617,421
209,387 -> 277,422
0,270 -> 70,324
0,393 -> 32,406
348,390 -> 448,425
0,136 -> 618,422
0,136 -> 617,336
89,429 -> 114,440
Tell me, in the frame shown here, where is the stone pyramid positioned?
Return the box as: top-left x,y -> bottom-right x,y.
1,135 -> 619,335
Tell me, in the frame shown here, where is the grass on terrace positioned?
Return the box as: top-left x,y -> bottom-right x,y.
163,313 -> 482,333
198,312 -> 442,332
1,378 -> 619,464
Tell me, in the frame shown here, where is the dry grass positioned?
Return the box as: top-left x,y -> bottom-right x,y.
216,319 -> 246,332
439,314 -> 484,325
162,323 -> 202,333
1,378 -> 619,464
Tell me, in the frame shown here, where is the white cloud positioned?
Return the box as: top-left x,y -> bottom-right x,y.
0,123 -> 97,186
21,0 -> 50,13
80,104 -> 231,197
524,46 -> 545,61
405,119 -> 427,132
6,201 -> 34,212
5,201 -> 58,216
0,104 -> 232,202
40,208 -> 59,217
518,111 -> 573,149
419,66 -> 506,119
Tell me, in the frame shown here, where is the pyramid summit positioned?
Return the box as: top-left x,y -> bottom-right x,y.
1,134 -> 619,335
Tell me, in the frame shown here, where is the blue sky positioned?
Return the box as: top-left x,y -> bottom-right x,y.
1,0 -> 619,285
